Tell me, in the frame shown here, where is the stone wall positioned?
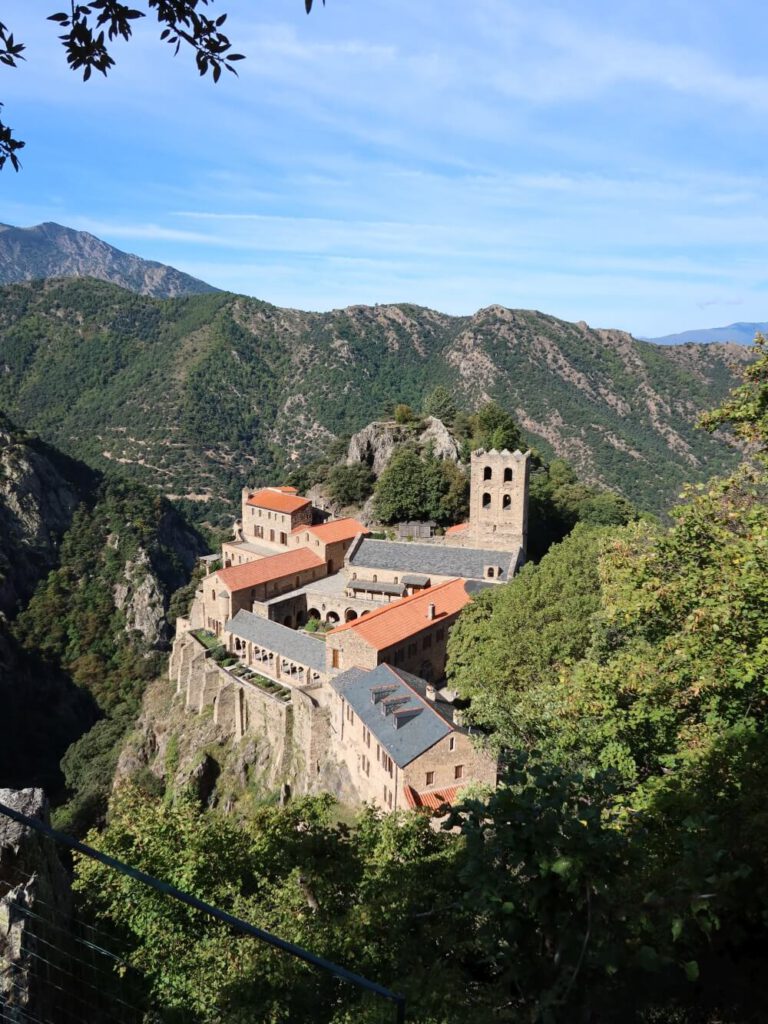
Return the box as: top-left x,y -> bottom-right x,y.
170,632 -> 324,793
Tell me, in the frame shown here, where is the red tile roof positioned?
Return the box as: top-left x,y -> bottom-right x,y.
403,784 -> 463,811
326,578 -> 471,652
246,488 -> 311,514
293,517 -> 369,544
445,522 -> 469,535
216,548 -> 323,592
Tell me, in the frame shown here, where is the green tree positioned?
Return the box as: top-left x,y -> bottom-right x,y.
372,446 -> 431,522
393,402 -> 416,425
447,523 -> 610,750
423,385 -> 457,424
326,463 -> 375,506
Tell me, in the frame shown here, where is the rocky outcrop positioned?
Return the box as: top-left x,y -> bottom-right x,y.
113,549 -> 170,647
0,788 -> 72,1022
346,416 -> 460,477
0,414 -> 93,616
0,222 -> 217,297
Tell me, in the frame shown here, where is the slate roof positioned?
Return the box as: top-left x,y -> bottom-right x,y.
327,578 -> 472,652
348,538 -> 518,582
224,610 -> 327,672
330,664 -> 454,768
401,574 -> 431,586
348,579 -> 405,596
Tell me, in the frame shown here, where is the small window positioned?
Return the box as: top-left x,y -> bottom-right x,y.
372,574 -> 378,582
504,467 -> 513,482
486,567 -> 495,578
332,648 -> 340,669
394,577 -> 398,584
426,771 -> 435,786
454,764 -> 464,780
449,737 -> 456,752
483,465 -> 492,481
436,628 -> 445,642
482,492 -> 491,509
502,493 -> 512,510
408,643 -> 417,657
422,635 -> 432,650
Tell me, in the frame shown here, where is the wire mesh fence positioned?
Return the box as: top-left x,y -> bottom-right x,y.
0,800 -> 405,1024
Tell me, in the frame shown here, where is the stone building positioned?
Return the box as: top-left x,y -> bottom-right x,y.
200,548 -> 325,635
177,444 -> 531,815
329,663 -> 497,812
444,447 -> 531,557
324,578 -> 474,679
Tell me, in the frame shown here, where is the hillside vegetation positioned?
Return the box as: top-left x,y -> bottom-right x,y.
72,339 -> 768,1024
0,278 -> 751,520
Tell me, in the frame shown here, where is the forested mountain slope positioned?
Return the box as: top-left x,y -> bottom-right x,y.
0,278 -> 751,517
0,222 -> 217,298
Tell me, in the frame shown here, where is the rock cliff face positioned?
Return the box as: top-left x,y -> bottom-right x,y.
346,416 -> 460,477
0,788 -> 72,1021
113,551 -> 172,648
0,414 -> 94,616
0,222 -> 217,297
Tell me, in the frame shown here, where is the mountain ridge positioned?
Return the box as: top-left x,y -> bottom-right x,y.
0,277 -> 751,520
0,222 -> 218,298
648,321 -> 768,346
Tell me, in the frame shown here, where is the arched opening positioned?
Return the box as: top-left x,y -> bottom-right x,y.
283,615 -> 293,628
482,492 -> 491,509
486,567 -> 495,578
504,467 -> 513,482
344,609 -> 358,622
360,610 -> 370,617
502,493 -> 512,510
483,466 -> 492,480
307,608 -> 320,621
325,611 -> 340,625
235,637 -> 244,651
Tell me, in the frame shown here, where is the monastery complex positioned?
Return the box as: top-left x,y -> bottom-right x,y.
170,447 -> 530,814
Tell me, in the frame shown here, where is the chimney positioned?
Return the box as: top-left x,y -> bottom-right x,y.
425,684 -> 437,702
427,603 -> 436,621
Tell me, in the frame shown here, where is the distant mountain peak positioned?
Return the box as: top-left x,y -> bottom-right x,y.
649,322 -> 768,346
0,221 -> 217,299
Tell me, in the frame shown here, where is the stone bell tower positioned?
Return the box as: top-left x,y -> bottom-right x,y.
468,448 -> 530,555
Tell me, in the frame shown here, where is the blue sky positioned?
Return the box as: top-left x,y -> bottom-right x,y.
2,0 -> 767,335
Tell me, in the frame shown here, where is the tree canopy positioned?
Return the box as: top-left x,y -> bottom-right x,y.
0,0 -> 322,169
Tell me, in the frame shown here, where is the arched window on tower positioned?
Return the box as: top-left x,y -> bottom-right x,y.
502,493 -> 512,510
483,466 -> 492,480
504,467 -> 513,482
482,492 -> 491,509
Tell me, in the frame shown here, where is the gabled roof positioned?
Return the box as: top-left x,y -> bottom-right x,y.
330,664 -> 454,767
326,578 -> 472,652
293,517 -> 369,544
246,488 -> 311,514
348,537 -> 518,582
215,548 -> 323,592
225,610 -> 326,672
403,784 -> 464,811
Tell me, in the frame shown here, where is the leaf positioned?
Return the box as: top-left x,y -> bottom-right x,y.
684,960 -> 699,982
